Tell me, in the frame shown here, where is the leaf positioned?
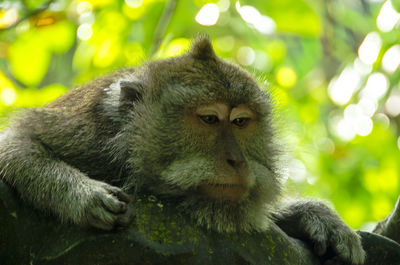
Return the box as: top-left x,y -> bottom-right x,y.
15,84 -> 67,107
39,20 -> 76,54
391,0 -> 400,13
242,0 -> 321,37
8,31 -> 51,87
24,0 -> 51,10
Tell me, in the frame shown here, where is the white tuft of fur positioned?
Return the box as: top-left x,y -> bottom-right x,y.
103,75 -> 139,107
102,75 -> 139,121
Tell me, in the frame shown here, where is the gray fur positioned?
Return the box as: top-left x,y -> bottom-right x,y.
0,36 -> 364,263
273,199 -> 366,264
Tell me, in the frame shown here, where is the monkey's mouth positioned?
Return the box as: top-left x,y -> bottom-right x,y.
199,182 -> 249,203
210,183 -> 243,188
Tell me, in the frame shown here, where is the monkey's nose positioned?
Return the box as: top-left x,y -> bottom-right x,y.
226,158 -> 246,172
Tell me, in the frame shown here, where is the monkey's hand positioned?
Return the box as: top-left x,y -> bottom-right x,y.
272,200 -> 365,265
76,179 -> 134,231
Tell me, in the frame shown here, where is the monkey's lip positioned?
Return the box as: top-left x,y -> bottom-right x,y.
199,182 -> 249,203
207,183 -> 246,188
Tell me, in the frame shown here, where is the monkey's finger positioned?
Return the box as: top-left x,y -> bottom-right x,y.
87,207 -> 117,231
314,240 -> 327,256
104,185 -> 131,203
116,207 -> 136,227
88,217 -> 115,231
330,233 -> 365,265
101,194 -> 128,214
323,257 -> 343,265
115,190 -> 131,203
310,232 -> 328,256
330,240 -> 349,261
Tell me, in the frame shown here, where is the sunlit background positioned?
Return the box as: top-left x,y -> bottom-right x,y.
1,0 -> 400,230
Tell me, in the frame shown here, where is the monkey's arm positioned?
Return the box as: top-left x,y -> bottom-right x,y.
272,199 -> 365,265
0,129 -> 133,230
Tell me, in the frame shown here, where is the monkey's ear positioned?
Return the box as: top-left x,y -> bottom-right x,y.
119,80 -> 143,103
190,35 -> 216,60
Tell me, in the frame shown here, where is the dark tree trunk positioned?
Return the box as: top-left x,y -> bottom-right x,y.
1,181 -> 400,265
373,196 -> 400,244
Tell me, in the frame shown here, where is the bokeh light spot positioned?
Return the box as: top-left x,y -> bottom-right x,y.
195,4 -> 220,26
77,23 -> 93,41
0,8 -> 18,29
125,0 -> 143,8
328,66 -> 361,106
360,72 -> 389,101
358,32 -> 382,65
377,0 -> 400,32
276,67 -> 297,88
382,44 -> 400,73
236,46 -> 255,66
385,94 -> 400,117
236,3 -> 276,34
0,87 -> 17,106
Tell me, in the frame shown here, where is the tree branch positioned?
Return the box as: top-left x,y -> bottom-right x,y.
0,0 -> 55,31
373,196 -> 400,244
150,0 -> 178,57
1,181 -> 400,264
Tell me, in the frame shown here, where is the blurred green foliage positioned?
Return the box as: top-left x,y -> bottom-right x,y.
1,0 -> 400,229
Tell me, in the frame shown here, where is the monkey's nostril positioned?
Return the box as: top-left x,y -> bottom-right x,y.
227,159 -> 244,170
227,159 -> 236,167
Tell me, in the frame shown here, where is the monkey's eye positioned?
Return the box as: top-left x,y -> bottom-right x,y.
232,117 -> 250,127
199,115 -> 219,125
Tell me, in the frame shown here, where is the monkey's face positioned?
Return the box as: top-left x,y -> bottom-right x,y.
174,103 -> 255,203
153,96 -> 279,202
123,36 -> 281,231
132,72 -> 280,207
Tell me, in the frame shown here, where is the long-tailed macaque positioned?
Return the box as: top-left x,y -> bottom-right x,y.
0,36 -> 365,264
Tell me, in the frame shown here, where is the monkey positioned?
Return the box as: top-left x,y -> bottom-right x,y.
0,36 -> 365,264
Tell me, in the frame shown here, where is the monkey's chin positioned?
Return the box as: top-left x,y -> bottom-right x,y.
199,183 -> 249,203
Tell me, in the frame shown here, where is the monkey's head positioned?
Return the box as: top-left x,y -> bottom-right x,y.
112,36 -> 282,232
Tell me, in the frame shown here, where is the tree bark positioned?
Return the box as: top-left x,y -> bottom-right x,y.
1,181 -> 400,265
373,196 -> 400,244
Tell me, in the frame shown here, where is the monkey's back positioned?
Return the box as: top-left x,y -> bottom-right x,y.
6,69 -> 138,183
